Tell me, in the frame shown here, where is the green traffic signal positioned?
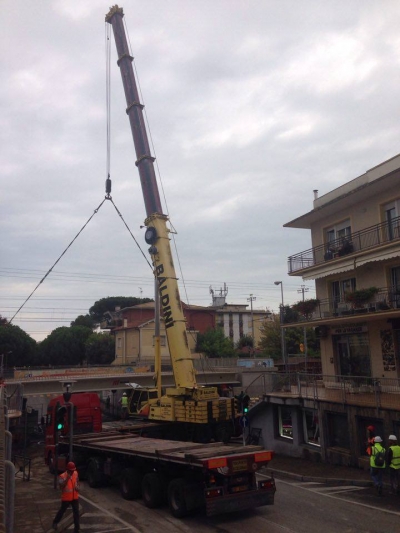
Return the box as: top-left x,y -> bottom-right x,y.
243,407 -> 249,413
57,422 -> 64,430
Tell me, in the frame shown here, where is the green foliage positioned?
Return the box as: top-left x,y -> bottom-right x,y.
196,328 -> 236,358
345,287 -> 379,306
0,323 -> 38,367
236,334 -> 254,349
89,296 -> 153,323
85,333 -> 115,365
39,326 -> 93,366
291,298 -> 320,319
70,314 -> 95,328
259,314 -> 320,359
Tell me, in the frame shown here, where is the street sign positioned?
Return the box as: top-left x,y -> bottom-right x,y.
240,415 -> 249,428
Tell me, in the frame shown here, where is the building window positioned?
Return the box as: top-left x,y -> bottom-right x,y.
326,219 -> 351,244
327,412 -> 350,449
334,334 -> 371,377
152,335 -> 166,346
278,406 -> 293,439
384,200 -> 400,241
331,278 -> 356,309
303,409 -> 320,446
117,337 -> 122,349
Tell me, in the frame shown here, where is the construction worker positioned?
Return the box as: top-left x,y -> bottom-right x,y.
52,461 -> 80,532
370,435 -> 385,495
386,434 -> 400,494
119,392 -> 128,420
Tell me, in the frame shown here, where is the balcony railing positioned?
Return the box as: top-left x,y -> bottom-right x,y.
284,287 -> 400,324
243,373 -> 400,412
288,215 -> 400,273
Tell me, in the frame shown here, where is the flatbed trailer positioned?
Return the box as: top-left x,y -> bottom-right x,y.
57,427 -> 276,518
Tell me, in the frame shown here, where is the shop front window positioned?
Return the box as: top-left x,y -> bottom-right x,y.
327,412 -> 350,449
303,409 -> 320,446
278,406 -> 293,439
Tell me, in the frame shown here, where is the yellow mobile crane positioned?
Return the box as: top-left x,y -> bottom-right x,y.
106,6 -> 237,441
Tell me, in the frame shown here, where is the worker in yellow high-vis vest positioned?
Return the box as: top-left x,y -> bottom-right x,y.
386,434 -> 400,494
119,392 -> 129,420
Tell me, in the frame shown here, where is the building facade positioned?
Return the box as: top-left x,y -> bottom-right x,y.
251,154 -> 400,467
110,301 -> 267,365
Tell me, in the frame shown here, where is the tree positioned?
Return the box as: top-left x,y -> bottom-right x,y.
196,328 -> 235,358
236,335 -> 254,350
70,314 -> 95,328
85,333 -> 115,365
88,296 -> 153,323
0,323 -> 38,367
39,326 -> 93,366
259,314 -> 320,359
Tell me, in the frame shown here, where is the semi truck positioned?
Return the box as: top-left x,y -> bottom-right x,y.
45,392 -> 276,517
55,423 -> 276,518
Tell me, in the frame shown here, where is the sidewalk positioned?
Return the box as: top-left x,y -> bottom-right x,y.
266,453 -> 372,486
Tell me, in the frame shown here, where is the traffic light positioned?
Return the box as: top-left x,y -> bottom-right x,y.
55,405 -> 67,432
242,394 -> 250,414
234,396 -> 241,414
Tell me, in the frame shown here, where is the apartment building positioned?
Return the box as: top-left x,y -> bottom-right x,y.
251,154 -> 400,467
110,300 -> 267,365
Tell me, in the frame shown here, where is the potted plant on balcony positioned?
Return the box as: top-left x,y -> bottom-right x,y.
292,298 -> 320,320
344,287 -> 379,309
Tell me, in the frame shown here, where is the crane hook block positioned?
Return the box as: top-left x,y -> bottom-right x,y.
105,176 -> 112,195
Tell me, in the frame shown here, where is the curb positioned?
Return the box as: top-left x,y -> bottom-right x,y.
265,467 -> 373,487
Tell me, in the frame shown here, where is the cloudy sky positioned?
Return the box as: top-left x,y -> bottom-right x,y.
2,1 -> 400,341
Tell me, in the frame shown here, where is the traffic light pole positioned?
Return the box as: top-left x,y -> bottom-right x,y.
68,402 -> 74,462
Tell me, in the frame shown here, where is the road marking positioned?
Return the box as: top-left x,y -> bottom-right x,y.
274,478 -> 400,517
79,494 -> 142,532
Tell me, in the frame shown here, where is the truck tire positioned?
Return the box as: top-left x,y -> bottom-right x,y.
120,467 -> 142,500
87,459 -> 103,488
167,478 -> 188,518
142,472 -> 164,508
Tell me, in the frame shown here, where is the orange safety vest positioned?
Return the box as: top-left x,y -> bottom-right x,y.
59,470 -> 79,501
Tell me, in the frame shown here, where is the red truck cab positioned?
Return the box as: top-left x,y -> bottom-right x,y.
45,392 -> 102,471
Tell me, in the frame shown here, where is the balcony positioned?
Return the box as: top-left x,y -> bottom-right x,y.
244,372 -> 400,411
288,215 -> 400,274
284,287 -> 400,325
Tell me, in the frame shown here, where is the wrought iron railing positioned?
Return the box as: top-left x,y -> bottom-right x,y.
251,373 -> 400,411
285,286 -> 400,324
287,215 -> 400,273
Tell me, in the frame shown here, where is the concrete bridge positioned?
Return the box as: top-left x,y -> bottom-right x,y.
5,369 -> 241,397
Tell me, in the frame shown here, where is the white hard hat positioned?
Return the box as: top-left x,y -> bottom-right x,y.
389,434 -> 397,441
374,436 -> 383,443
123,392 -> 127,396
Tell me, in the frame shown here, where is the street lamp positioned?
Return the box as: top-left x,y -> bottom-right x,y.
274,281 -> 287,372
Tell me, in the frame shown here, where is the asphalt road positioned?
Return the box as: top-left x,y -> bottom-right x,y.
74,474 -> 399,533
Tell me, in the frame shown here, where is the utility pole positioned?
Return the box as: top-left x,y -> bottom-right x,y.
247,294 -> 256,354
298,285 -> 309,374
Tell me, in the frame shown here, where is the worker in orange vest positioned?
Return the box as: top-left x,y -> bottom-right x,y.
366,424 -> 375,456
52,461 -> 80,532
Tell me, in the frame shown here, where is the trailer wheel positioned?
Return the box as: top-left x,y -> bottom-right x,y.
168,478 -> 188,518
87,460 -> 103,488
141,472 -> 164,508
120,467 -> 142,500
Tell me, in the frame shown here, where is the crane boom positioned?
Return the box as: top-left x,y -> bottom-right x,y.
105,5 -> 199,392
